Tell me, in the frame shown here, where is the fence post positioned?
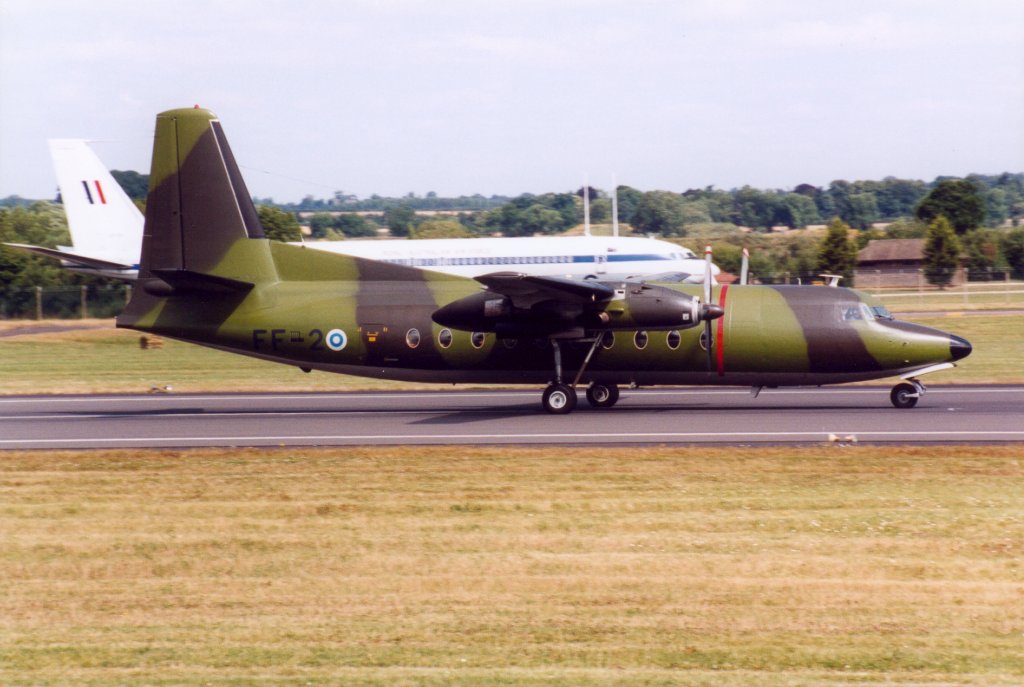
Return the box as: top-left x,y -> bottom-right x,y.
35,286 -> 43,320
963,268 -> 969,308
81,285 -> 88,319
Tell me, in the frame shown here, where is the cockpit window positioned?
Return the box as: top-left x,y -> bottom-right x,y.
840,305 -> 862,321
871,305 -> 894,320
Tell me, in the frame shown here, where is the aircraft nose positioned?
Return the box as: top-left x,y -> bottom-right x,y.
949,335 -> 972,361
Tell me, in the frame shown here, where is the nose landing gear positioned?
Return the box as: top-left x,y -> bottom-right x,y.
890,379 -> 924,409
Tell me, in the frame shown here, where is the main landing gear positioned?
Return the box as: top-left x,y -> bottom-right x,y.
540,338 -> 620,414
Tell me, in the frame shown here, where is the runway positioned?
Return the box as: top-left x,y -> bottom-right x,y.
2,385 -> 1023,449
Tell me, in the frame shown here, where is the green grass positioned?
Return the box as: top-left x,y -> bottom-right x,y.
1,446 -> 1022,686
0,311 -> 1019,394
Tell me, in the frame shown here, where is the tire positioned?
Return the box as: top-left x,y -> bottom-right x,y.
890,382 -> 919,409
586,383 -> 620,408
542,384 -> 577,414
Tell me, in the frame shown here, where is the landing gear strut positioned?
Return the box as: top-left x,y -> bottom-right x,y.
541,337 -> 611,414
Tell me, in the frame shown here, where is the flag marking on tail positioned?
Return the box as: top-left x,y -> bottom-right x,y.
81,180 -> 107,204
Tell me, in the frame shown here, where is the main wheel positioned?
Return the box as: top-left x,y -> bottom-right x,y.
542,384 -> 577,414
890,382 -> 919,409
586,382 -> 620,408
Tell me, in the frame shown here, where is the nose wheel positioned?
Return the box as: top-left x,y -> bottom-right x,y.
890,380 -> 922,408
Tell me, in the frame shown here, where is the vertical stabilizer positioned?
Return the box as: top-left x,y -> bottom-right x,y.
48,139 -> 144,266
139,107 -> 271,287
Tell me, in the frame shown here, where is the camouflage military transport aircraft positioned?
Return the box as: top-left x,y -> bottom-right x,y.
117,107 -> 972,414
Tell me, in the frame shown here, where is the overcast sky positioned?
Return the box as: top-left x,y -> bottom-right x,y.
2,0 -> 1022,203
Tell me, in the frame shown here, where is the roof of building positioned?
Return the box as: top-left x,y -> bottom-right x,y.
857,238 -> 924,263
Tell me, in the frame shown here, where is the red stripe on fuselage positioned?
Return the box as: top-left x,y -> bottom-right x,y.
716,284 -> 729,376
94,180 -> 107,204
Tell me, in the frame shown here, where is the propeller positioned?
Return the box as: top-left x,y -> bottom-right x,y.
700,246 -> 724,370
740,248 -> 749,286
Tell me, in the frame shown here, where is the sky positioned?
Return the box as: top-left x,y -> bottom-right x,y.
1,0 -> 1022,203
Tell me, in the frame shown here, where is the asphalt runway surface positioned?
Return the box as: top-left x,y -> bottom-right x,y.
2,385 -> 1023,449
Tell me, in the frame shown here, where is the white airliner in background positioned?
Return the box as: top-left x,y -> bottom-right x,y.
5,139 -> 718,283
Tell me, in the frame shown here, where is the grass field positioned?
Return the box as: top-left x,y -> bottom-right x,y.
0,311 -> 1020,394
1,446 -> 1022,686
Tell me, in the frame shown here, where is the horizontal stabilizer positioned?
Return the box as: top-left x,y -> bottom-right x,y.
3,242 -> 134,272
147,269 -> 254,294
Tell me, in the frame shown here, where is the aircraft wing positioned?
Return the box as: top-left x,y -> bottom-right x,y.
475,271 -> 616,309
3,242 -> 134,272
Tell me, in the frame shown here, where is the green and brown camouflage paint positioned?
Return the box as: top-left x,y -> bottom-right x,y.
118,108 -> 971,391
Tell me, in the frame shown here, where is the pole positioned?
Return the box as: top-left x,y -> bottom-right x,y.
35,286 -> 42,321
583,175 -> 590,237
81,285 -> 88,319
611,173 -> 619,237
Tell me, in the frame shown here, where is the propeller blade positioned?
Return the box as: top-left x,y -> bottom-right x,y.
740,248 -> 749,286
703,245 -> 713,305
703,246 -> 714,370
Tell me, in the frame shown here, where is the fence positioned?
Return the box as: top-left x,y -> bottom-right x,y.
0,284 -> 131,320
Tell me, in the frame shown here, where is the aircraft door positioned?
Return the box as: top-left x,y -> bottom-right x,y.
359,323 -> 391,365
595,249 -> 608,275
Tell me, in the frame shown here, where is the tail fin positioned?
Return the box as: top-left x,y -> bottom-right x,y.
135,107 -> 276,293
49,139 -> 144,268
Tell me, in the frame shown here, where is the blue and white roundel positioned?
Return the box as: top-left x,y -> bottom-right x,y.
326,328 -> 348,351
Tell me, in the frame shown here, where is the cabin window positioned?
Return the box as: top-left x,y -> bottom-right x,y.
601,331 -> 615,349
666,330 -> 681,349
471,332 -> 486,349
406,328 -> 421,349
634,331 -> 649,350
438,329 -> 453,348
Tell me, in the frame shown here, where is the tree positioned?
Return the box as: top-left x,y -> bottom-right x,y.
110,170 -> 149,201
922,216 -> 962,289
816,217 -> 858,285
308,213 -> 335,239
614,185 -> 643,224
256,205 -> 301,242
410,220 -> 473,239
333,213 -> 376,238
383,205 -> 416,237
961,228 -> 1005,279
732,186 -> 777,231
916,180 -> 985,234
519,204 -> 566,235
1001,227 -> 1024,279
631,191 -> 688,236
781,193 -> 820,229
588,197 -> 611,224
846,192 -> 879,229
